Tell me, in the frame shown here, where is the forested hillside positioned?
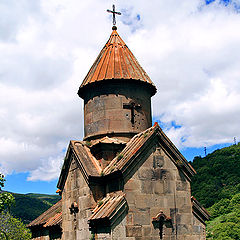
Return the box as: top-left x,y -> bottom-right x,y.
10,193 -> 60,224
191,143 -> 240,240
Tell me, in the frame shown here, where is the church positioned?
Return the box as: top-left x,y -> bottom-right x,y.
28,6 -> 209,240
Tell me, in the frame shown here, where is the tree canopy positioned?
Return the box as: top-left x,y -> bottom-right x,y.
191,143 -> 240,240
0,174 -> 31,240
0,174 -> 15,213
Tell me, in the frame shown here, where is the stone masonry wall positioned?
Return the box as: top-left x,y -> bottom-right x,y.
84,82 -> 152,141
61,144 -> 206,240
61,157 -> 95,240
93,145 -> 206,240
192,215 -> 206,240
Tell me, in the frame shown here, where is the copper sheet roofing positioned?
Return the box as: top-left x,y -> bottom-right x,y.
43,212 -> 62,227
103,122 -> 196,178
71,140 -> 102,175
103,123 -> 158,175
79,29 -> 156,94
28,200 -> 62,228
89,192 -> 127,221
57,140 -> 102,190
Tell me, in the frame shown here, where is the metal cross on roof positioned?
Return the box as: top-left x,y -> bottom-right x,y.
107,4 -> 121,26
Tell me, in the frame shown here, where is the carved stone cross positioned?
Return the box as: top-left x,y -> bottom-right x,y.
107,4 -> 121,26
123,102 -> 141,125
69,202 -> 79,215
152,211 -> 173,239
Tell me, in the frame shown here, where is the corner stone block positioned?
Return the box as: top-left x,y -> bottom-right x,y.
125,191 -> 137,205
125,179 -> 141,191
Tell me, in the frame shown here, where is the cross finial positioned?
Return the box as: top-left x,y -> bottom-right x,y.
107,4 -> 121,29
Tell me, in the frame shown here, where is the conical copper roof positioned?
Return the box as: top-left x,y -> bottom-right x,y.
78,28 -> 156,96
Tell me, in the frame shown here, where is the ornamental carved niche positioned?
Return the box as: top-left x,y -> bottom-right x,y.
152,210 -> 173,239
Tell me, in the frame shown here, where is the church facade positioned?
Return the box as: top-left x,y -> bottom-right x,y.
28,23 -> 209,240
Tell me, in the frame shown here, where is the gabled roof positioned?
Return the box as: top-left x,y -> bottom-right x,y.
191,196 -> 210,224
103,124 -> 158,176
57,123 -> 196,191
28,200 -> 62,228
88,192 -> 128,229
57,140 -> 101,189
78,29 -> 157,97
103,123 -> 196,180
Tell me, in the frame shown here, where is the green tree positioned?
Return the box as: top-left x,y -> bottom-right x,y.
0,174 -> 31,239
0,211 -> 31,240
0,174 -> 15,213
207,194 -> 240,240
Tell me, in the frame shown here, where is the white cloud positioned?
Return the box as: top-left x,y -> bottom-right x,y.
0,0 -> 239,180
27,154 -> 64,181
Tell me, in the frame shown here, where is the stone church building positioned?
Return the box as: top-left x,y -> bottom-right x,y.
28,22 -> 209,240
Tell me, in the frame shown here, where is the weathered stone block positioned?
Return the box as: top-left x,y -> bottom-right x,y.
178,206 -> 192,214
133,210 -> 150,225
104,95 -> 122,109
125,179 -> 141,191
126,192 -> 137,205
141,180 -> 153,194
135,195 -> 150,209
153,155 -> 164,169
142,225 -> 151,236
176,181 -> 188,191
93,109 -> 105,121
177,224 -> 190,234
151,196 -> 164,207
193,225 -> 202,234
84,112 -> 92,125
126,225 -> 142,237
79,195 -> 93,210
105,109 -> 124,121
138,167 -> 153,179
142,154 -> 154,168
152,180 -> 164,194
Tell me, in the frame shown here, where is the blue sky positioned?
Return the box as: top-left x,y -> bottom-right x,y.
1,0 -> 240,194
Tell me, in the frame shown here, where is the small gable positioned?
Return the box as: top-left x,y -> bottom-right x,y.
88,192 -> 128,232
103,123 -> 196,181
57,140 -> 101,190
191,196 -> 210,224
